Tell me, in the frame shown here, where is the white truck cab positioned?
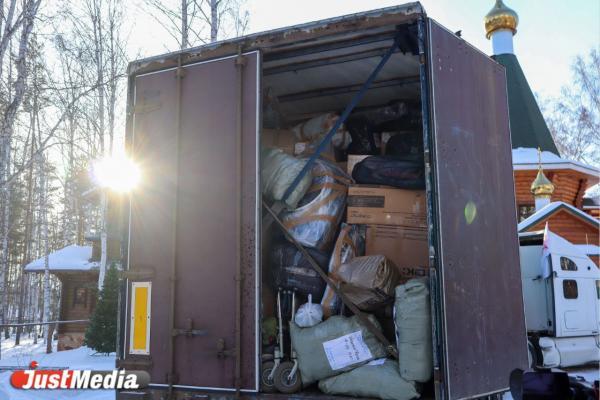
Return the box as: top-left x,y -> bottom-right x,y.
519,229 -> 600,368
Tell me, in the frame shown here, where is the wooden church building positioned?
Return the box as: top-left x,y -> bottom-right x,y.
485,1 -> 599,264
25,235 -> 121,351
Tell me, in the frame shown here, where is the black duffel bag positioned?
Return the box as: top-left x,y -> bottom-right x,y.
270,242 -> 330,301
352,155 -> 425,189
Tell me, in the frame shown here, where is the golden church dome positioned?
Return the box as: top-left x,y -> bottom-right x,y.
531,168 -> 555,198
484,0 -> 519,39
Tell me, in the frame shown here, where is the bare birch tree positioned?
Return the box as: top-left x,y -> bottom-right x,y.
143,0 -> 249,49
0,0 -> 41,357
543,49 -> 600,165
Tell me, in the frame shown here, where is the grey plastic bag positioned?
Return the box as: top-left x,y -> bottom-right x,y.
290,314 -> 387,385
394,278 -> 432,382
261,147 -> 311,209
318,359 -> 419,400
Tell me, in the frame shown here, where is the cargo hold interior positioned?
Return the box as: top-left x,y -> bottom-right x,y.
258,20 -> 435,399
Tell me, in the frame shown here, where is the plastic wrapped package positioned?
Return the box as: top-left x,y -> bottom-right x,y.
337,255 -> 400,311
289,314 -> 387,385
318,359 -> 419,400
394,278 -> 433,383
294,295 -> 323,328
261,147 -> 312,209
321,224 -> 365,317
352,155 -> 425,189
270,242 -> 329,301
292,113 -> 339,143
292,113 -> 351,160
281,160 -> 351,250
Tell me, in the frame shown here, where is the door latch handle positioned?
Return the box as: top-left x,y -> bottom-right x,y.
216,338 -> 236,358
172,318 -> 207,337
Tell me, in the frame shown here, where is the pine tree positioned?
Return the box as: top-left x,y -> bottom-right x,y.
84,263 -> 119,354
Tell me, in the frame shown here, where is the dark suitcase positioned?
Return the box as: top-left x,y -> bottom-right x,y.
352,155 -> 425,189
270,242 -> 330,301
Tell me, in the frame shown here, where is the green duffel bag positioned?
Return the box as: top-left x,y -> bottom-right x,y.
394,278 -> 432,383
290,314 -> 387,385
318,359 -> 419,400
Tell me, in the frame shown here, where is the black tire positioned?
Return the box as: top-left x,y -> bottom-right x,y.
260,361 -> 277,393
273,360 -> 302,394
528,340 -> 540,369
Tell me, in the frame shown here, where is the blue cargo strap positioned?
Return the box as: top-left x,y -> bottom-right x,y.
281,32 -> 403,202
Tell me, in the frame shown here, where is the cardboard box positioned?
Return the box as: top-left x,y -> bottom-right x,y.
347,185 -> 426,227
346,154 -> 369,176
262,129 -> 295,154
365,224 -> 429,282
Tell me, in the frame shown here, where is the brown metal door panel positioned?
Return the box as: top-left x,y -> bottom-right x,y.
427,20 -> 528,399
129,52 -> 259,390
174,52 -> 258,390
128,71 -> 178,379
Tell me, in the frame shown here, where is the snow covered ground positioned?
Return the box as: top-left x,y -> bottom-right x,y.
0,336 -> 115,400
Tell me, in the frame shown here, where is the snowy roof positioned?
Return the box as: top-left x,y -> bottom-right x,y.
576,244 -> 600,256
512,148 -> 599,182
518,201 -> 600,232
24,245 -> 99,273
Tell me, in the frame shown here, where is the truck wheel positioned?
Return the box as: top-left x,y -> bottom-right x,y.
273,361 -> 302,394
528,340 -> 540,369
260,361 -> 277,393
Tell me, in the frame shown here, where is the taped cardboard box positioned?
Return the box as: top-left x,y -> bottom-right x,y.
262,129 -> 295,155
347,185 -> 426,227
366,225 -> 428,282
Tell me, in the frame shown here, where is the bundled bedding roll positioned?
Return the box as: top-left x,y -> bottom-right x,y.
394,278 -> 433,383
289,314 -> 387,385
281,159 -> 351,250
318,359 -> 419,400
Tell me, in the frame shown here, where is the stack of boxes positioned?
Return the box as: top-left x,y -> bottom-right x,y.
346,184 -> 429,283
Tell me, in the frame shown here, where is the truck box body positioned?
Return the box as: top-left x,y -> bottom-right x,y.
118,3 -> 528,399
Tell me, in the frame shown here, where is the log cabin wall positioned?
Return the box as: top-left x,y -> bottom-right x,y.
525,210 -> 599,267
527,210 -> 598,244
56,272 -> 99,351
585,208 -> 599,219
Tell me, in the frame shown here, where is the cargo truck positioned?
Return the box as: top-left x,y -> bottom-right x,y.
117,3 -> 529,399
519,230 -> 600,369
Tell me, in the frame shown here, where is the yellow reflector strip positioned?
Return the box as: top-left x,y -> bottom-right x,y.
132,286 -> 148,351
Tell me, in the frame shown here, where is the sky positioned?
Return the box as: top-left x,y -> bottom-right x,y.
128,0 -> 600,100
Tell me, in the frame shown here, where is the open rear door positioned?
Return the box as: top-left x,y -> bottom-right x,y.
127,52 -> 260,391
426,20 -> 528,399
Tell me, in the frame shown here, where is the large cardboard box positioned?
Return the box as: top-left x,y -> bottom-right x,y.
262,129 -> 295,154
365,224 -> 428,282
347,185 -> 426,227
